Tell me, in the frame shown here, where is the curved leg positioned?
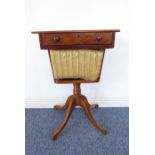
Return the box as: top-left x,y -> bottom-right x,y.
51,98 -> 75,140
81,99 -> 107,135
90,104 -> 99,109
81,96 -> 99,109
54,96 -> 71,110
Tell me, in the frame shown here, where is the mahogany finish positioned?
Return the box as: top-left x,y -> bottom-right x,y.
32,29 -> 120,33
32,29 -> 120,140
41,32 -> 113,45
32,29 -> 120,50
52,83 -> 106,140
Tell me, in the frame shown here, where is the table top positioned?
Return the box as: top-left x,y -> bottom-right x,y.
32,29 -> 120,34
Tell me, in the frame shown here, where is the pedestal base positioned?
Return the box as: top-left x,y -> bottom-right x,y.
51,83 -> 107,140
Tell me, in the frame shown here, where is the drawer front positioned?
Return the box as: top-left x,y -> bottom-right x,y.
41,32 -> 113,46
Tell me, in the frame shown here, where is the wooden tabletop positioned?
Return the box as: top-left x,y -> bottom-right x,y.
32,29 -> 120,34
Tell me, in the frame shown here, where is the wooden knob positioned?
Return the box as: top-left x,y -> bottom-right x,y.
96,36 -> 103,41
53,36 -> 60,42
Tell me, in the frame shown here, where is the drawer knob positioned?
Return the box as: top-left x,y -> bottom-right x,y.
53,36 -> 60,42
96,36 -> 103,41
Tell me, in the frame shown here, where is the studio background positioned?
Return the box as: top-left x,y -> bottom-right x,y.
25,0 -> 128,108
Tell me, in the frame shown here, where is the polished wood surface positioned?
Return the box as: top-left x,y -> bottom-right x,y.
32,29 -> 119,50
32,29 -> 120,140
40,32 -> 113,45
32,29 -> 120,34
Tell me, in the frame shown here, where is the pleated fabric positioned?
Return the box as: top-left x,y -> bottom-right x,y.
49,49 -> 104,81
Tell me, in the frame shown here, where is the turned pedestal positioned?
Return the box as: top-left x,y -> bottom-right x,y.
52,83 -> 107,140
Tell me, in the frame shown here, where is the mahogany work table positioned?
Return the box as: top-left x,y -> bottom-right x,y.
32,29 -> 120,140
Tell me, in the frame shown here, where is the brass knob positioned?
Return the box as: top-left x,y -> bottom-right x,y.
53,36 -> 60,42
96,36 -> 103,41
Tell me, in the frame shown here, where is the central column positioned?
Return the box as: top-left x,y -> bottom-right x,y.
73,83 -> 81,95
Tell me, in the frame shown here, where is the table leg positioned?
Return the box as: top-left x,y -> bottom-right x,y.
81,99 -> 107,135
54,96 -> 71,110
51,98 -> 75,140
